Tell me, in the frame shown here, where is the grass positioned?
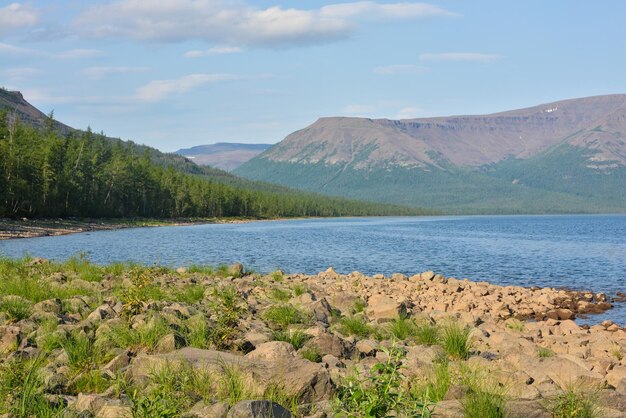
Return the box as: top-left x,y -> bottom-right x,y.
538,346 -> 555,358
173,284 -> 205,304
130,361 -> 213,417
184,314 -> 210,349
352,298 -> 367,314
61,331 -> 99,373
414,322 -> 441,346
96,316 -> 171,353
300,346 -> 323,363
611,345 -> 623,361
217,363 -> 251,405
272,329 -> 311,350
0,356 -> 62,417
263,304 -> 309,329
0,296 -> 31,322
549,387 -> 599,418
269,287 -> 292,302
69,370 -> 110,394
387,316 -> 418,340
441,322 -> 472,360
505,318 -> 525,332
460,364 -> 508,418
270,270 -> 284,282
292,283 -> 307,296
337,316 -> 374,338
423,357 -> 451,402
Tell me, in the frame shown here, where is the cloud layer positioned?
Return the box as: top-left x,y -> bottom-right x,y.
0,3 -> 38,37
74,0 -> 455,47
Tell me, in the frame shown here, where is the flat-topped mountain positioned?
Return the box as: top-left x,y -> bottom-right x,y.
176,143 -> 271,171
236,95 -> 626,213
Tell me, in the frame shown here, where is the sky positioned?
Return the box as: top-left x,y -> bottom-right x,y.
2,1 -> 626,152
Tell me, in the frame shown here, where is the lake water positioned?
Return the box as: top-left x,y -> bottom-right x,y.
1,215 -> 625,325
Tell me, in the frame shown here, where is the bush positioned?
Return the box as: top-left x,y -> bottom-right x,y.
550,388 -> 598,418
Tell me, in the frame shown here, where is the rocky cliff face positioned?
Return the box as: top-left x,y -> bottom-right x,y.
0,89 -> 74,136
259,94 -> 626,168
236,95 -> 626,213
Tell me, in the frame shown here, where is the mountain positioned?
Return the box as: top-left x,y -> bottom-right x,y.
1,89 -> 431,219
236,94 -> 626,214
176,142 -> 271,171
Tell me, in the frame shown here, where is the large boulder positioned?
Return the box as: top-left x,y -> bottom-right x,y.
129,347 -> 332,402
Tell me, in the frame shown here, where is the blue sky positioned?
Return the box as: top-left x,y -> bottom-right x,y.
2,1 -> 626,152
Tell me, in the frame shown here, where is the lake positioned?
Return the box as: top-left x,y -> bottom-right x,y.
1,215 -> 625,325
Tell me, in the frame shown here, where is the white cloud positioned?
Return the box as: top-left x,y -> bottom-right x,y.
2,67 -> 42,81
373,64 -> 428,75
0,42 -> 105,59
0,41 -> 37,55
0,3 -> 38,37
184,46 -> 242,58
82,66 -> 149,80
419,52 -> 501,63
74,0 -> 455,47
133,73 -> 261,102
395,106 -> 422,119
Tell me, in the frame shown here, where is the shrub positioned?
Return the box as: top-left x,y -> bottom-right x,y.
334,345 -> 433,417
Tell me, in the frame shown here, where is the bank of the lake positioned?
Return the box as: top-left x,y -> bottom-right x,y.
0,258 -> 624,417
0,217 -> 264,240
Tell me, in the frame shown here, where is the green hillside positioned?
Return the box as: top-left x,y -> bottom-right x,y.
0,111 -> 433,219
236,145 -> 626,214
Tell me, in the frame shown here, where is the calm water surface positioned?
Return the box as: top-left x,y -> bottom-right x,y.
1,215 -> 625,325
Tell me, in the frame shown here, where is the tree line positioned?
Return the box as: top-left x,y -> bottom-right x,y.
0,112 -> 430,219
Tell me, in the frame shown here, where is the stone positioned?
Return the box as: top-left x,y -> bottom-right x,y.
355,339 -> 377,357
71,393 -> 106,414
246,341 -> 295,361
0,325 -> 20,353
96,405 -> 133,418
305,333 -> 352,359
227,400 -> 291,418
32,298 -> 62,315
229,263 -> 245,277
365,294 -> 406,323
188,401 -> 229,418
545,309 -> 574,320
86,304 -> 115,323
505,400 -> 551,418
102,350 -> 130,375
605,365 -> 626,389
154,333 -> 177,353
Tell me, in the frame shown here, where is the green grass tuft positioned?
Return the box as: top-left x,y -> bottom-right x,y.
271,329 -> 311,350
441,322 -> 472,360
338,316 -> 373,338
263,304 -> 309,329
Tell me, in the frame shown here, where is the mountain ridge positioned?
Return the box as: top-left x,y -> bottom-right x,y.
176,142 -> 271,170
236,94 -> 626,214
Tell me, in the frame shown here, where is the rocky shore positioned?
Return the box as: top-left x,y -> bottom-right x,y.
0,259 -> 624,417
0,217 -> 255,240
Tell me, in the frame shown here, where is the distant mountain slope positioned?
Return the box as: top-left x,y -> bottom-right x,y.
176,142 -> 271,170
236,94 -> 626,214
1,89 -> 432,219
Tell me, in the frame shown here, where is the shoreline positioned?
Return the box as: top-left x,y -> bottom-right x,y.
0,259 -> 623,416
0,216 -> 275,240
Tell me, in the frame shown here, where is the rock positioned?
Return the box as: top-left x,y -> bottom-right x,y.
305,333 -> 352,359
0,325 -> 20,353
243,331 -> 270,349
71,393 -> 106,414
540,355 -> 603,389
355,339 -> 377,357
188,401 -> 229,418
605,365 -> 626,389
505,400 -> 551,418
96,405 -> 133,418
227,400 -> 291,418
154,333 -> 178,353
229,263 -> 245,277
176,267 -> 188,274
432,400 -> 463,417
32,298 -> 62,315
545,308 -> 574,320
86,304 -> 115,323
365,294 -> 407,323
102,350 -> 130,375
130,348 -> 332,402
246,341 -> 295,361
